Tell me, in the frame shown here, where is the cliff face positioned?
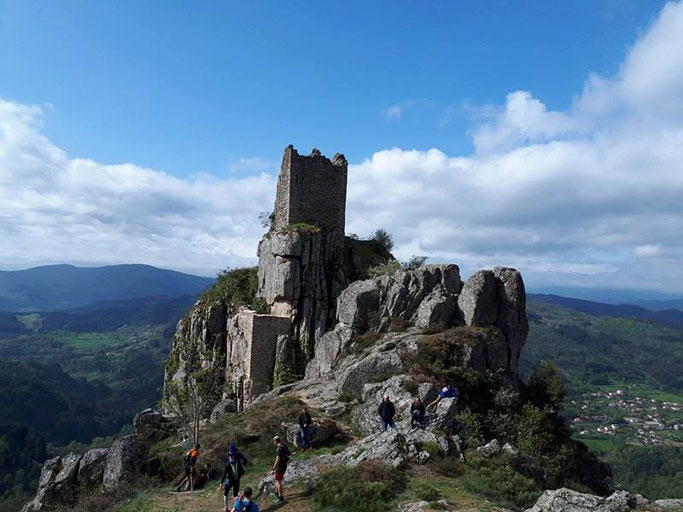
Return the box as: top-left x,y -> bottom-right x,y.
163,146 -> 531,412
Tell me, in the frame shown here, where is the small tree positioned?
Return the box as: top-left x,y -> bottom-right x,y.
163,349 -> 224,444
402,255 -> 428,271
371,228 -> 394,251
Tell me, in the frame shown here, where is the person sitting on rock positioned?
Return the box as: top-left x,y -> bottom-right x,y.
205,462 -> 217,480
410,396 -> 426,428
176,443 -> 200,492
219,443 -> 249,511
298,406 -> 313,450
233,486 -> 260,512
377,395 -> 397,432
427,382 -> 459,411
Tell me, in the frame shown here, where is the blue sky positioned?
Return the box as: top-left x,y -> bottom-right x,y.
1,1 -> 683,294
0,1 -> 666,175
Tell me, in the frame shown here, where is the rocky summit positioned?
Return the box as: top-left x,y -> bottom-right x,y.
21,146 -> 682,512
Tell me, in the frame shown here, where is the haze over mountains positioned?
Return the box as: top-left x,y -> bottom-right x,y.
0,264 -> 214,312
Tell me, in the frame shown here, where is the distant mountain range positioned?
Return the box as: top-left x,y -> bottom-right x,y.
0,264 -> 214,312
0,295 -> 199,337
530,286 -> 683,311
529,294 -> 683,329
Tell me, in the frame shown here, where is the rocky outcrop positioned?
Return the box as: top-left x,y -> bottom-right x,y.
102,435 -> 150,490
375,264 -> 461,331
476,438 -> 501,457
77,448 -> 108,485
653,499 -> 683,511
163,299 -> 228,408
280,418 -> 341,448
457,266 -> 528,372
526,488 -> 634,512
414,286 -> 458,329
22,454 -> 81,511
210,397 -> 238,421
492,267 -> 529,372
336,280 -> 380,331
337,349 -> 406,395
458,270 -> 498,326
133,408 -> 170,444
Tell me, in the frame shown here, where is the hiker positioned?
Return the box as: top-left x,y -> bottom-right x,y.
427,382 -> 460,411
377,395 -> 397,432
205,462 -> 217,481
233,486 -> 260,512
410,396 -> 426,428
298,406 -> 313,450
219,443 -> 249,511
271,436 -> 290,503
177,443 -> 200,492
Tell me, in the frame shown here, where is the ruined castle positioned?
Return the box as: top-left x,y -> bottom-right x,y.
164,144 -> 528,412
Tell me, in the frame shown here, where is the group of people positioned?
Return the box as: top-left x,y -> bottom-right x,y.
175,386 -> 459,508
177,406 -> 315,510
377,382 -> 460,432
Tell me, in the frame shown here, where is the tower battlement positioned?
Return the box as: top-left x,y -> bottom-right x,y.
272,145 -> 348,233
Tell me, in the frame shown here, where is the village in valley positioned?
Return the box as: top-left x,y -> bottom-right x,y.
569,385 -> 683,447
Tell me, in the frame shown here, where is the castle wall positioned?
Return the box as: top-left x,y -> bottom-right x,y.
228,311 -> 291,408
272,146 -> 348,233
247,314 -> 291,397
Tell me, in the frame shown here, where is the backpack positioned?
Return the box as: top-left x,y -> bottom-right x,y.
235,497 -> 255,512
183,451 -> 191,466
278,443 -> 291,465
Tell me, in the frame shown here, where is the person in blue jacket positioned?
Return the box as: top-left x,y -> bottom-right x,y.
219,443 -> 248,511
232,487 -> 259,512
427,382 -> 460,411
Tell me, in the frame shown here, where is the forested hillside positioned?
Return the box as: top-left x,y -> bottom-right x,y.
522,299 -> 683,392
522,298 -> 683,500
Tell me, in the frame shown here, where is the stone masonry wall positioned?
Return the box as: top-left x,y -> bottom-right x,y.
272,145 -> 348,233
248,314 -> 291,397
226,311 -> 290,408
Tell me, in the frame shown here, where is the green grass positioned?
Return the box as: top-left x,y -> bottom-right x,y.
287,222 -> 321,234
15,313 -> 42,331
576,437 -> 614,454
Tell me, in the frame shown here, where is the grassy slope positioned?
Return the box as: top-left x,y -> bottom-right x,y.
101,396 -> 506,512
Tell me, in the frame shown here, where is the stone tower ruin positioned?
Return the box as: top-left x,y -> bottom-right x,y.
272,145 -> 348,234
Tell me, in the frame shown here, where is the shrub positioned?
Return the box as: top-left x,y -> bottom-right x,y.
351,332 -> 382,354
402,379 -> 419,395
368,259 -> 402,278
402,255 -> 428,271
371,228 -> 394,252
457,407 -> 485,448
339,392 -> 356,403
524,362 -> 566,412
421,322 -> 446,335
288,222 -> 321,234
461,459 -> 541,511
412,481 -> 442,501
311,461 -> 405,512
389,318 -> 408,332
200,267 -> 260,307
484,410 -> 519,444
330,445 -> 345,455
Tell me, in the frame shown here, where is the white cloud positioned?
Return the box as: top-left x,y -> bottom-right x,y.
633,244 -> 662,258
0,99 -> 275,275
381,100 -> 419,121
348,1 -> 683,292
2,1 -> 683,291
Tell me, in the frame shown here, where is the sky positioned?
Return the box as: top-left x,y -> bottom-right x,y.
1,0 -> 683,294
